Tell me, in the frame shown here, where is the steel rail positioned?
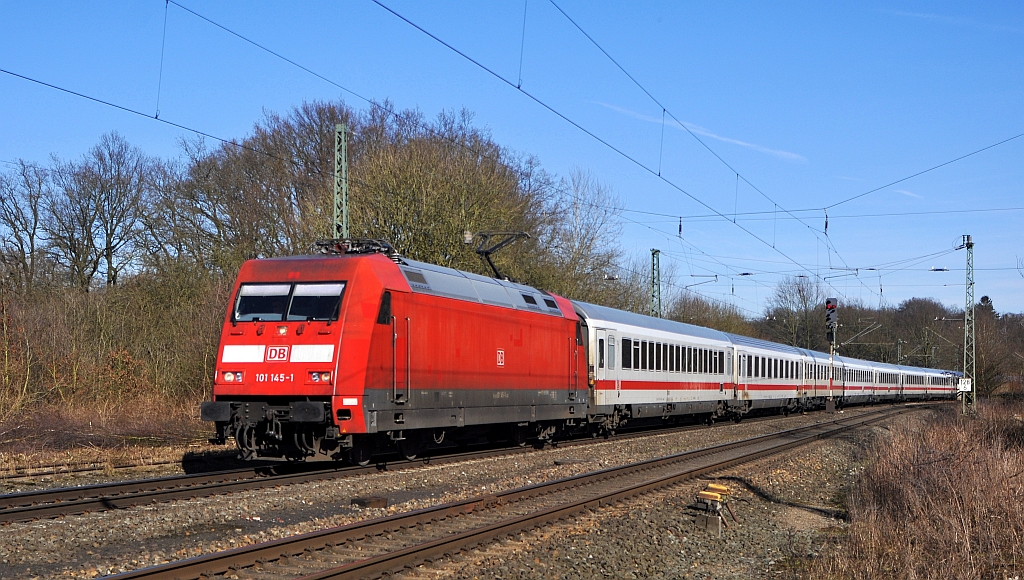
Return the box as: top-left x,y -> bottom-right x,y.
105,404 -> 919,580
0,447 -> 534,524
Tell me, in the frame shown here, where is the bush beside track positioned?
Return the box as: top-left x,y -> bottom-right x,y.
803,400 -> 1024,579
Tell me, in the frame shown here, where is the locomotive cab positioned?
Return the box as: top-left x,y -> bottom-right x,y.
201,247 -> 410,461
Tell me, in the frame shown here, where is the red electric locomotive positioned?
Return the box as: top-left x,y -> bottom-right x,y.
201,240 -> 588,463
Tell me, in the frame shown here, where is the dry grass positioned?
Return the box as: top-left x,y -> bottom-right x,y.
0,394 -> 210,473
805,402 -> 1024,579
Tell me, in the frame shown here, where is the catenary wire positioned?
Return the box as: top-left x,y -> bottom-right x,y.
369,0 -> 865,304
544,0 -> 877,299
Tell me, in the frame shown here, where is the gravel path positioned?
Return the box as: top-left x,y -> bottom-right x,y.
393,409 -> 932,580
0,406 -> 912,579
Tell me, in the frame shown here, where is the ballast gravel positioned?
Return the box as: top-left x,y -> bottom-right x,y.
395,410 -> 930,580
0,406 -> 924,579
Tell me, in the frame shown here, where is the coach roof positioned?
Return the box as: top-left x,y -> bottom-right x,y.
572,301 -> 731,343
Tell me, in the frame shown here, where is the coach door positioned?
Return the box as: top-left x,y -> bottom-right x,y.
595,330 -> 620,403
736,354 -> 744,400
391,296 -> 411,405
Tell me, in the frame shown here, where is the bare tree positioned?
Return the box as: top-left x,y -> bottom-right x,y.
760,276 -> 827,349
87,133 -> 153,286
46,156 -> 102,290
538,168 -> 622,302
0,161 -> 49,293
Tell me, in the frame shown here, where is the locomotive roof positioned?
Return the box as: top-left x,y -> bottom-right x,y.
397,258 -> 566,316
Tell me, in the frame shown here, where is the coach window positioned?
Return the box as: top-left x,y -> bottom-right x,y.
649,341 -> 656,371
622,339 -> 632,369
641,341 -> 648,370
746,355 -> 752,378
677,345 -> 682,372
598,339 -> 605,369
662,344 -> 669,372
655,343 -> 662,371
608,337 -> 616,370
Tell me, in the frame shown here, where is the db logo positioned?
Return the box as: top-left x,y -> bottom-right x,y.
496,349 -> 505,367
266,346 -> 290,362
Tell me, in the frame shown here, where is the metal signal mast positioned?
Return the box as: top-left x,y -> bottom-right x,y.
334,124 -> 349,239
961,234 -> 976,414
650,249 -> 662,318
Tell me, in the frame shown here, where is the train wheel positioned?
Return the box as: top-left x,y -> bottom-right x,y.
349,445 -> 373,466
398,435 -> 426,461
513,425 -> 531,447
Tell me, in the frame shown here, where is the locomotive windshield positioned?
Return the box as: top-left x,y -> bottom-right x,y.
234,282 -> 345,322
287,283 -> 345,321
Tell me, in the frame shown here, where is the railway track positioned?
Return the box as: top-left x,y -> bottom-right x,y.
0,448 -> 531,525
0,407 -> 812,525
0,418 -> 711,524
105,404 -> 915,580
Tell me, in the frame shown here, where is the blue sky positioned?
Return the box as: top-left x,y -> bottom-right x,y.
1,1 -> 1022,315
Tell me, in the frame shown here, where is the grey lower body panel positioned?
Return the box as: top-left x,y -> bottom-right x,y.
363,388 -> 585,432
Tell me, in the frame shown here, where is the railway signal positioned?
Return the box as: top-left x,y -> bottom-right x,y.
825,298 -> 838,328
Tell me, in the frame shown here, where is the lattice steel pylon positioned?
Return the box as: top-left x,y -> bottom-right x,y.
962,234 -> 976,414
650,249 -> 662,318
333,123 -> 349,239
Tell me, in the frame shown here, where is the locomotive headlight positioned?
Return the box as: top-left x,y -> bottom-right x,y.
223,371 -> 241,382
277,325 -> 288,336
308,372 -> 332,382
311,372 -> 320,382
320,372 -> 331,382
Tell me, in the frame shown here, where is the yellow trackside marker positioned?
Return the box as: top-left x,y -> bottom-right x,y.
697,491 -> 722,502
707,483 -> 730,494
